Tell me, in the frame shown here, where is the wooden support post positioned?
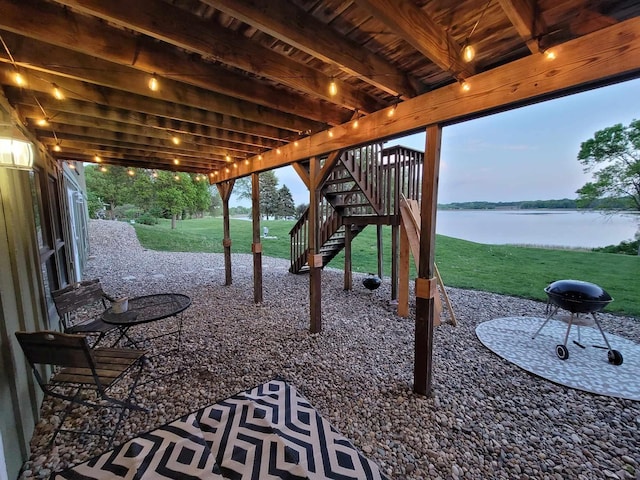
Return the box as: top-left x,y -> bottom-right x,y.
344,223 -> 352,291
391,224 -> 399,300
308,156 -> 322,333
216,181 -> 235,286
376,225 -> 383,279
414,124 -> 442,396
251,173 -> 263,304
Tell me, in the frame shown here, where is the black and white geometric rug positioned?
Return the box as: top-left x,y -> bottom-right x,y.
53,380 -> 389,479
476,317 -> 640,401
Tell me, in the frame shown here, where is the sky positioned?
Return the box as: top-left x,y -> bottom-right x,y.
230,77 -> 640,207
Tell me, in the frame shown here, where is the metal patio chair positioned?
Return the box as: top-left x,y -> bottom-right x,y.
52,278 -> 118,346
15,330 -> 147,447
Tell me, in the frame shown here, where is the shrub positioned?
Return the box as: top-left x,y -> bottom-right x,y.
112,204 -> 142,221
136,214 -> 158,225
592,239 -> 639,255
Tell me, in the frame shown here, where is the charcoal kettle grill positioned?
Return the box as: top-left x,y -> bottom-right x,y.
532,279 -> 623,365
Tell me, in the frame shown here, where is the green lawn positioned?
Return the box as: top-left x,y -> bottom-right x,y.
133,217 -> 640,317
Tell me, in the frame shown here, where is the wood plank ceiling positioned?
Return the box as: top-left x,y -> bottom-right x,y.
1,0 -> 639,176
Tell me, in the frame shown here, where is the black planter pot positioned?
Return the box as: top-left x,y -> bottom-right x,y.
363,275 -> 382,290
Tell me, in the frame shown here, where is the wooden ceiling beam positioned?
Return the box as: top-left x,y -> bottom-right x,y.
32,124 -> 251,160
14,102 -> 275,153
0,68 -> 293,141
497,0 -> 545,54
47,142 -> 227,169
57,153 -> 217,174
51,0 -> 385,113
214,17 -> 640,182
41,138 -> 226,166
0,33 -> 327,132
355,0 -> 475,79
0,0 -> 350,125
208,0 -> 421,99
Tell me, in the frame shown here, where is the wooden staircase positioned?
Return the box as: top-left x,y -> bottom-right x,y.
289,144 -> 423,274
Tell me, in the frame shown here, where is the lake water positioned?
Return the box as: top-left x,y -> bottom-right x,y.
435,210 -> 640,248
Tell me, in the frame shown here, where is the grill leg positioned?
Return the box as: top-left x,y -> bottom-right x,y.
562,313 -> 574,347
591,312 -> 613,351
532,304 -> 559,339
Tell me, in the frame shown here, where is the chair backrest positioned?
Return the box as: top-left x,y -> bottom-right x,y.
15,331 -> 95,370
51,279 -> 107,318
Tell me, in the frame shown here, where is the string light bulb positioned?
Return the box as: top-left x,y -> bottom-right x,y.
387,105 -> 396,118
173,158 -> 180,165
67,162 -> 76,169
52,83 -> 64,100
53,143 -> 62,152
14,71 -> 26,87
461,42 -> 475,62
258,154 -> 263,160
94,155 -> 102,163
460,0 -> 491,63
460,80 -> 471,92
36,117 -> 49,127
543,49 -> 557,60
127,168 -> 135,176
152,171 -> 158,178
225,167 -> 230,173
244,159 -> 249,165
149,73 -> 159,91
225,154 -> 231,162
328,130 -> 334,138
171,135 -> 180,145
100,166 -> 107,172
276,148 -> 281,154
174,174 -> 180,181
329,77 -> 337,97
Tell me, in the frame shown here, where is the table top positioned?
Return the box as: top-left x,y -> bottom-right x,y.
102,293 -> 191,326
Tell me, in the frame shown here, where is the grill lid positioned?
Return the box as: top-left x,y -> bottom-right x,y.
544,279 -> 612,313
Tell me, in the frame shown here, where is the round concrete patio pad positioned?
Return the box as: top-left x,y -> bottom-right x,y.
476,317 -> 640,401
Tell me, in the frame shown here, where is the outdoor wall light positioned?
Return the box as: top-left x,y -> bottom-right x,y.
0,124 -> 34,170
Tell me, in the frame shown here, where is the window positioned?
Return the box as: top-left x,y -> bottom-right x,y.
30,169 -> 70,324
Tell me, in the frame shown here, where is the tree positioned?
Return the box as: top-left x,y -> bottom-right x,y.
295,203 -> 308,219
260,171 -> 280,219
209,187 -> 222,216
85,165 -> 134,218
277,185 -> 296,219
234,172 -> 284,219
154,171 -> 187,229
576,119 -> 640,211
131,169 -> 156,212
234,176 -> 252,200
192,177 -> 213,217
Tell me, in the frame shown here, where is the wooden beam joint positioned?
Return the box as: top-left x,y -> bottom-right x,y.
415,277 -> 437,299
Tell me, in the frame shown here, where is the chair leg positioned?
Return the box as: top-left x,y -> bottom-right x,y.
49,384 -> 84,446
46,358 -> 147,449
101,359 -> 147,412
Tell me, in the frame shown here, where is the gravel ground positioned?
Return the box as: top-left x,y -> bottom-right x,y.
19,219 -> 640,480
